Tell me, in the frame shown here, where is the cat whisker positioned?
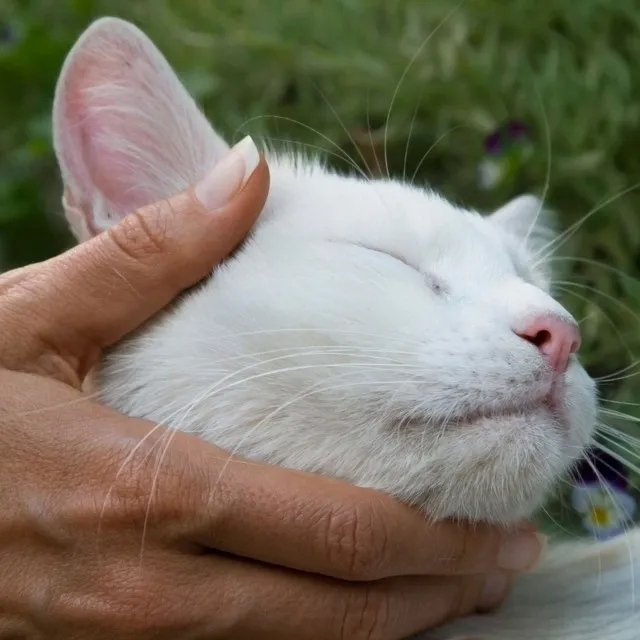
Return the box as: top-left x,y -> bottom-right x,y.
593,431 -> 640,483
580,458 -> 612,595
597,424 -> 640,450
14,389 -> 103,416
553,284 -> 635,360
577,310 -> 597,326
583,454 -> 637,608
182,345 -> 422,367
236,114 -> 370,181
139,423 -> 182,566
136,361 -> 427,445
364,93 -> 382,176
533,179 -> 640,263
600,408 -> 640,426
554,279 -> 640,328
597,419 -> 640,434
185,326 -> 428,346
312,82 -> 374,178
547,255 -> 640,286
540,504 -> 580,540
402,90 -> 424,182
601,397 -> 640,409
595,361 -> 640,383
201,374 -> 428,504
259,135 -> 364,176
593,441 -> 640,477
383,0 -> 466,179
523,82 -> 552,251
597,370 -> 640,385
98,417 -> 178,545
596,432 -> 640,470
410,124 -> 468,186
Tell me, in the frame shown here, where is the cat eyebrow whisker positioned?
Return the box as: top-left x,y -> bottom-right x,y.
312,82 -> 374,179
533,179 -> 640,263
522,80 -> 552,251
258,135 -> 365,176
410,124 -> 466,186
235,114 -> 369,181
382,0 -> 466,180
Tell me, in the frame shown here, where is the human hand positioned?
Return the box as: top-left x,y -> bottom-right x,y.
0,142 -> 543,639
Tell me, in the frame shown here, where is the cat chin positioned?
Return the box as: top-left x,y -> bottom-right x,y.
407,426 -> 567,524
395,395 -> 596,524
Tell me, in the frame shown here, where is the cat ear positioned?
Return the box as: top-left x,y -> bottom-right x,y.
489,194 -> 556,253
53,17 -> 230,241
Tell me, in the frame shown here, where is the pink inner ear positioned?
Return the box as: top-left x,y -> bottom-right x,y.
54,19 -> 229,225
62,35 -> 167,214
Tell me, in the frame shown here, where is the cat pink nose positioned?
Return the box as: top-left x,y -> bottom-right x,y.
515,314 -> 581,373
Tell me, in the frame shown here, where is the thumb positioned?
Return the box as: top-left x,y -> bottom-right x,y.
0,136 -> 269,383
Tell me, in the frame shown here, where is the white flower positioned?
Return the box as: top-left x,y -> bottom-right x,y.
571,483 -> 636,540
477,159 -> 504,190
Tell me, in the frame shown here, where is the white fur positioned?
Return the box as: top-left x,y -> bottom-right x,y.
425,530 -> 640,639
53,17 -> 640,639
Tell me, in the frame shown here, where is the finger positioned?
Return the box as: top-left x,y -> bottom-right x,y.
180,553 -> 505,639
0,370 -> 542,583
0,143 -> 268,375
130,418 -> 544,580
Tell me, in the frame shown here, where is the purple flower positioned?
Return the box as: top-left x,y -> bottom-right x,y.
483,120 -> 530,156
571,448 -> 629,490
484,130 -> 502,155
506,119 -> 529,139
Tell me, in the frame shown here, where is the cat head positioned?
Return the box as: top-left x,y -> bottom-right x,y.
52,17 -> 596,524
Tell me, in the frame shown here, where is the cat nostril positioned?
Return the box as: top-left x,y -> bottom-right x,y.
529,329 -> 552,349
514,314 -> 581,373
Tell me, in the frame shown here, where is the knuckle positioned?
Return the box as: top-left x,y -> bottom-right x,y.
106,205 -> 171,263
339,585 -> 392,640
325,503 -> 388,580
105,435 -> 205,530
102,441 -> 168,523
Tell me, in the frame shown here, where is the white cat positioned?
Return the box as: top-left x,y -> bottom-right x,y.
52,17 -> 640,640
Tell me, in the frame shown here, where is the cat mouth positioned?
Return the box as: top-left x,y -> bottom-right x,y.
397,397 -> 564,432
396,384 -> 569,432
452,388 -> 565,427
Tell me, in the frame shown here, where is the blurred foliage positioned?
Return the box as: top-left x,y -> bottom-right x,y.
2,0 -> 640,532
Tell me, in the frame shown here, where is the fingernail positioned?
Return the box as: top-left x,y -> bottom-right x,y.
498,532 -> 546,572
195,135 -> 260,210
478,571 -> 509,611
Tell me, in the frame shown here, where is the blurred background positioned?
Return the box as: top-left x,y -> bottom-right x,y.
2,0 -> 640,534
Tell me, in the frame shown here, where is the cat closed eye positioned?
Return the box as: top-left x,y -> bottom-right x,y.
425,273 -> 447,295
356,244 -> 447,295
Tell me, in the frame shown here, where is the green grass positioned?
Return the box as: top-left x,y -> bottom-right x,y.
2,0 -> 640,533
